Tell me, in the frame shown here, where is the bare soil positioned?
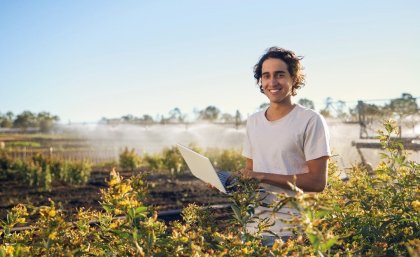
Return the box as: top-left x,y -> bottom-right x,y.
0,168 -> 229,221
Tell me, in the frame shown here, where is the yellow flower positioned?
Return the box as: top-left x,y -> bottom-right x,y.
119,184 -> 132,194
412,200 -> 420,212
16,217 -> 26,224
5,245 -> 14,255
109,222 -> 118,229
272,240 -> 280,250
48,209 -> 56,218
108,179 -> 117,187
49,231 -> 58,240
119,199 -> 130,206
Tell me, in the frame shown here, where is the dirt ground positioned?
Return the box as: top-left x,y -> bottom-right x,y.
0,168 -> 229,221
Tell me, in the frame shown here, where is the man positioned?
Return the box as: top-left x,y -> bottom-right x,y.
240,47 -> 331,242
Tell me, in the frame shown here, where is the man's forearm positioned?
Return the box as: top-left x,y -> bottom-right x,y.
243,157 -> 329,192
251,171 -> 326,192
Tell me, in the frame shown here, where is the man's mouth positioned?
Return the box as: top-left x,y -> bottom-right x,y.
269,89 -> 281,93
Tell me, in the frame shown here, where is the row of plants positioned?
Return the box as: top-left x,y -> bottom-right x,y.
0,120 -> 419,256
119,145 -> 245,176
0,167 -> 337,256
0,142 -> 245,191
0,152 -> 92,191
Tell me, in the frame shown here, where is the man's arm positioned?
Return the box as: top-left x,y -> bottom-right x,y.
242,157 -> 329,192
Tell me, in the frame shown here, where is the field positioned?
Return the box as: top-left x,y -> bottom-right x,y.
0,131 -> 232,222
0,121 -> 419,256
0,169 -> 227,222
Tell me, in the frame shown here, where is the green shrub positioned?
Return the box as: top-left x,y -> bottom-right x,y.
20,161 -> 52,192
142,153 -> 163,172
0,120 -> 418,256
67,160 -> 91,185
207,148 -> 245,172
161,146 -> 187,175
0,150 -> 13,179
119,147 -> 141,172
320,119 -> 420,256
1,153 -> 91,189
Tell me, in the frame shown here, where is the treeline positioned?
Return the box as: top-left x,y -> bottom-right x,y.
99,106 -> 245,126
100,93 -> 419,125
320,93 -> 419,120
2,93 -> 417,130
0,111 -> 59,132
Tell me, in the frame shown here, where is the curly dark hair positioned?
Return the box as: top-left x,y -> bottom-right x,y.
254,47 -> 305,95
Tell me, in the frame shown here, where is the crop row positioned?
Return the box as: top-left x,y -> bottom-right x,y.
0,152 -> 92,192
0,143 -> 245,192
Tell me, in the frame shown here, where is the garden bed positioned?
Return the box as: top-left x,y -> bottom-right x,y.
0,168 -> 229,221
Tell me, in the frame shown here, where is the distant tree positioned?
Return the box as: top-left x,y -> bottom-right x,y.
354,102 -> 383,117
220,113 -> 234,123
37,112 -> 59,132
168,107 -> 186,123
141,114 -> 154,123
336,100 -> 349,120
320,97 -> 349,119
0,111 -> 14,128
99,117 -> 108,124
258,102 -> 270,110
385,93 -> 418,117
235,110 -> 242,123
320,109 -> 331,118
13,111 -> 37,130
121,114 -> 135,123
235,110 -> 242,129
198,106 -> 220,121
320,97 -> 334,117
298,98 -> 315,109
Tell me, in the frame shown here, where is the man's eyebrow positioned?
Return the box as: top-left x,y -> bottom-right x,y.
262,70 -> 287,75
274,70 -> 287,74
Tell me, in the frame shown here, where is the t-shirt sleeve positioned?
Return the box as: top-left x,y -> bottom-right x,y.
304,114 -> 331,161
242,120 -> 252,159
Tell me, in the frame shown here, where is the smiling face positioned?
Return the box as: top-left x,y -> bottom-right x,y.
261,58 -> 294,105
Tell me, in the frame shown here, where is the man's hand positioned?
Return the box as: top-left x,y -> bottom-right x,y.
238,168 -> 252,177
238,168 -> 264,181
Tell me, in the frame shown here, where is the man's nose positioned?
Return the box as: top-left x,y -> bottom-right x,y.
269,76 -> 278,86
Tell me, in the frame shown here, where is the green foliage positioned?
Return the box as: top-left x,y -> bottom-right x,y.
320,119 -> 420,256
61,160 -> 92,185
6,141 -> 41,148
207,148 -> 245,172
386,93 -> 418,117
0,120 -> 418,256
160,146 -> 188,175
198,105 -> 221,121
0,153 -> 92,190
298,98 -> 315,110
142,144 -> 201,174
119,147 -> 141,172
0,150 -> 13,179
0,110 -> 59,132
142,153 -> 164,172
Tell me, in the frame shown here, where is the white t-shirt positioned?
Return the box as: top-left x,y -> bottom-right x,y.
242,104 -> 330,177
242,104 -> 331,236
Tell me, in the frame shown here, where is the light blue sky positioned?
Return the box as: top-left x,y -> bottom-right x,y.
1,0 -> 419,123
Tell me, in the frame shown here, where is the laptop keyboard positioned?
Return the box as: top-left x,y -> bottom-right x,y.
216,171 -> 232,187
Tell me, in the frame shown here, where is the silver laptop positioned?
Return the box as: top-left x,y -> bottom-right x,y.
177,143 -> 231,194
